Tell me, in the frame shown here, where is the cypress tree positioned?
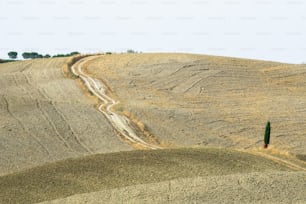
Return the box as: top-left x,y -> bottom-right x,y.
264,121 -> 271,148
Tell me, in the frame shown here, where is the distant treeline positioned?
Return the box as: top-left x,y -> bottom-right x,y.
2,50 -> 140,63
5,51 -> 80,60
0,59 -> 15,64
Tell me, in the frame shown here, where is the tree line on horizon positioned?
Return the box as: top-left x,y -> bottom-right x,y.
6,51 -> 80,60
2,49 -> 140,63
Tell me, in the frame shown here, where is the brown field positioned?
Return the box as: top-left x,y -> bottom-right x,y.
85,53 -> 306,155
1,148 -> 303,204
0,53 -> 305,203
0,57 -> 131,176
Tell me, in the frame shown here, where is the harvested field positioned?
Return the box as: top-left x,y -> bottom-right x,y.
1,54 -> 305,204
85,53 -> 306,155
41,172 -> 306,204
1,148 -> 304,204
0,58 -> 132,175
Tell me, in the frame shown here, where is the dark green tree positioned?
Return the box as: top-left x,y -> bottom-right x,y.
30,52 -> 39,59
22,52 -> 44,59
52,54 -> 65,58
22,52 -> 31,59
37,54 -> 44,58
70,51 -> 80,56
8,51 -> 18,59
264,121 -> 271,148
127,49 -> 136,53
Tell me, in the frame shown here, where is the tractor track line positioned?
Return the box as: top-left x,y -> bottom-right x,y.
71,56 -> 161,150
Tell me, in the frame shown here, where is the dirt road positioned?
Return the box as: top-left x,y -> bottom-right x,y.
71,56 -> 160,149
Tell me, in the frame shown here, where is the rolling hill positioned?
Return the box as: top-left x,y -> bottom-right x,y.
0,57 -> 132,176
85,53 -> 306,155
0,53 -> 305,203
1,148 -> 304,204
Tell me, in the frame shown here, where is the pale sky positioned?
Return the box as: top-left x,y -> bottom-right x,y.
0,0 -> 305,63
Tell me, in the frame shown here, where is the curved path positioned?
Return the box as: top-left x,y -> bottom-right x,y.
248,150 -> 306,171
71,56 -> 160,150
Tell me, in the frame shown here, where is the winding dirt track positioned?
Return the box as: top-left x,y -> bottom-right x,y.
71,56 -> 160,150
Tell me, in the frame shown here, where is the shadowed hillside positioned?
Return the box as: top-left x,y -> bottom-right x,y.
0,148 -> 300,204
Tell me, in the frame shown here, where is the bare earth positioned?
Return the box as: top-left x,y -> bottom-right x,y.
86,53 -> 306,155
0,148 -> 304,204
41,172 -> 306,204
0,58 -> 131,175
0,54 -> 305,203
